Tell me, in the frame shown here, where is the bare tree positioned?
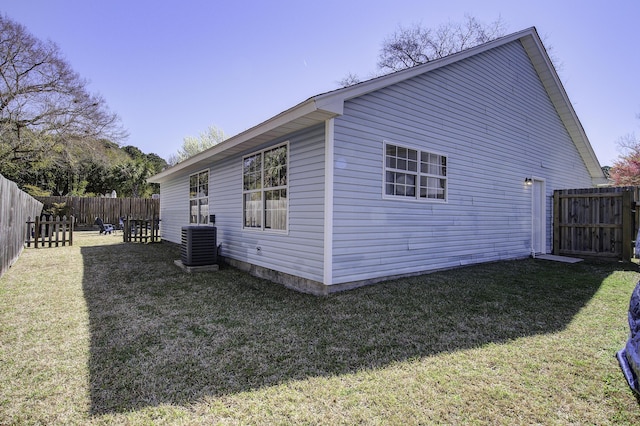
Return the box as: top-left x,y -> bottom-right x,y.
336,72 -> 362,88
339,15 -> 507,86
0,14 -> 126,180
378,15 -> 507,72
168,125 -> 226,166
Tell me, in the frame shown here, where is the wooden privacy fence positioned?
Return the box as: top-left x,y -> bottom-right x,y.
553,187 -> 639,260
25,215 -> 74,248
35,196 -> 159,227
0,173 -> 43,277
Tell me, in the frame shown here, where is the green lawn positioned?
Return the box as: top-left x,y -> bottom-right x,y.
1,232 -> 639,424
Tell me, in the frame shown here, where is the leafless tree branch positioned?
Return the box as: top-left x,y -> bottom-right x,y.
377,15 -> 507,73
0,14 -> 127,172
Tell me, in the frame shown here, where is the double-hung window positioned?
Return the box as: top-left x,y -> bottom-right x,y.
384,142 -> 447,201
189,170 -> 209,224
243,142 -> 288,231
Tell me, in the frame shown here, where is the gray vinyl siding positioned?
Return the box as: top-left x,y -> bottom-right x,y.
212,125 -> 326,283
330,40 -> 592,285
158,173 -> 190,244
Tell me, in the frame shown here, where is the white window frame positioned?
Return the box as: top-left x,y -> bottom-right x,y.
189,169 -> 209,224
242,141 -> 289,233
383,141 -> 448,203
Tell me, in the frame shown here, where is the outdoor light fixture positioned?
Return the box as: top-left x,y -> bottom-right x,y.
524,178 -> 533,185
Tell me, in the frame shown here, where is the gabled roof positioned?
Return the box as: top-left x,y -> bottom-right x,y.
149,27 -> 605,184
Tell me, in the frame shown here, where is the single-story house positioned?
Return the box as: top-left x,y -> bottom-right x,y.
148,27 -> 607,295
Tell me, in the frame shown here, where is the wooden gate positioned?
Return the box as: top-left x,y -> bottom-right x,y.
553,187 -> 638,260
122,217 -> 160,243
25,215 -> 74,248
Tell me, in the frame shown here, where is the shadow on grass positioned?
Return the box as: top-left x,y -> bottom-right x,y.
81,242 -> 632,414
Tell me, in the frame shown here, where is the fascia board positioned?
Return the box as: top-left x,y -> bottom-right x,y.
520,30 -> 605,181
148,99 -> 323,183
312,27 -> 538,105
150,29 -> 538,184
151,27 -> 606,186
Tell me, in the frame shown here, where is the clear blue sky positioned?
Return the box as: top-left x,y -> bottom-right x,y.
3,0 -> 638,166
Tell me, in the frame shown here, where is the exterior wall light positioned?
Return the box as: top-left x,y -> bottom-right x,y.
524,178 -> 533,185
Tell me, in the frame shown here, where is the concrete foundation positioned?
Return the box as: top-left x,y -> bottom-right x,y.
174,259 -> 219,273
223,257 -> 473,296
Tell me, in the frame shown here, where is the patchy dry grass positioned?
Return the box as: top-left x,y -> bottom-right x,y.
1,231 -> 640,424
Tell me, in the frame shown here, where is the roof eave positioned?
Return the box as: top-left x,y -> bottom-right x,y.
312,27 -> 539,104
149,26 -> 605,185
519,29 -> 605,183
149,31 -> 538,184
148,98 -> 341,183
313,27 -> 605,183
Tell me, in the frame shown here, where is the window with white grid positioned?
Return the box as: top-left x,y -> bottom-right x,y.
384,142 -> 447,202
242,142 -> 288,231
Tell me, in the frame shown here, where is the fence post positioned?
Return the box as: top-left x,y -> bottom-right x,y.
123,217 -> 130,243
553,191 -> 560,255
154,216 -> 159,242
25,216 -> 32,248
635,189 -> 640,258
34,216 -> 40,249
623,190 -> 633,261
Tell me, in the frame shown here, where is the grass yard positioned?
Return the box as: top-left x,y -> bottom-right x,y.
1,232 -> 640,424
